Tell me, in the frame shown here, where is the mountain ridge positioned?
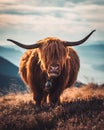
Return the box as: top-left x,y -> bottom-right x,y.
0,56 -> 19,77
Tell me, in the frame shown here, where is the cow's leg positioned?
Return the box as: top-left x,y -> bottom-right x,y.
49,91 -> 61,106
33,93 -> 43,112
41,92 -> 48,106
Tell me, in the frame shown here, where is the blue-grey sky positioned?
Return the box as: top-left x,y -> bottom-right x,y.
0,0 -> 104,45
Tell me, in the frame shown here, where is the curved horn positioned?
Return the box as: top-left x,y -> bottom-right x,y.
7,39 -> 40,49
64,30 -> 96,46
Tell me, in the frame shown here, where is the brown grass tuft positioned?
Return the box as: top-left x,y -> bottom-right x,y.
0,83 -> 104,130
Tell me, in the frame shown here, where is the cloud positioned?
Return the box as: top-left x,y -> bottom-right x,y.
1,0 -> 104,6
0,0 -> 18,4
0,4 -> 103,27
0,0 -> 104,45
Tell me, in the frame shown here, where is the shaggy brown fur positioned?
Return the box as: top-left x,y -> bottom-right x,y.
19,37 -> 80,109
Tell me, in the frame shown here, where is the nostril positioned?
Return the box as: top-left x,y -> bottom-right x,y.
50,66 -> 59,72
54,67 -> 58,71
50,66 -> 54,70
49,64 -> 60,72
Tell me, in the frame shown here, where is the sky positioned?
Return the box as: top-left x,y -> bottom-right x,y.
0,0 -> 104,45
0,0 -> 104,84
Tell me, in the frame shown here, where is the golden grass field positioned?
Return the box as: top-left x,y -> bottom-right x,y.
0,83 -> 104,130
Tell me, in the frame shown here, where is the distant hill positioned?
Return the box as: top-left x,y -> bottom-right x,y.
75,42 -> 104,52
0,57 -> 27,95
0,56 -> 19,77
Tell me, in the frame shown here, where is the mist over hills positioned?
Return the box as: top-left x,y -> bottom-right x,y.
75,41 -> 104,53
74,42 -> 104,83
75,43 -> 104,65
0,45 -> 23,66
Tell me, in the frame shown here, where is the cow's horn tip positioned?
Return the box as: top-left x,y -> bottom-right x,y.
7,39 -> 11,41
93,29 -> 96,32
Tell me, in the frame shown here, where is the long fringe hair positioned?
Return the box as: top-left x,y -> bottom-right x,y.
37,37 -> 68,70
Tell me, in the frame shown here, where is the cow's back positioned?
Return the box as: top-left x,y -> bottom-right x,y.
67,47 -> 80,87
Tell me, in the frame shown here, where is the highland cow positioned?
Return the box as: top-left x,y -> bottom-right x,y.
7,30 -> 95,111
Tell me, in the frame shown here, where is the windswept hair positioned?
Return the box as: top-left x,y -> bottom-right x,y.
37,37 -> 68,70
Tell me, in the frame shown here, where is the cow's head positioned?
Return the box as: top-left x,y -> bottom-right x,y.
37,37 -> 69,78
7,30 -> 96,79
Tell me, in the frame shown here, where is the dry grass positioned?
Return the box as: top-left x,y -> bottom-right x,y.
0,83 -> 104,130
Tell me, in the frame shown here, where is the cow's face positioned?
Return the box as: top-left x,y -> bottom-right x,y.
38,37 -> 68,78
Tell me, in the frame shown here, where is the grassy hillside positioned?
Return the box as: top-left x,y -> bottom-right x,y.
0,83 -> 104,130
0,74 -> 27,95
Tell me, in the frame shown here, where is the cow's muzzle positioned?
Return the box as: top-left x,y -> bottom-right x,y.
48,65 -> 61,78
